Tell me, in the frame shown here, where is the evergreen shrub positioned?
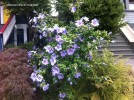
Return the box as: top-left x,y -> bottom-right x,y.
56,0 -> 125,34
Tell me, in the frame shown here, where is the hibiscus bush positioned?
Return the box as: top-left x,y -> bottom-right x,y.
28,4 -> 132,100
28,11 -> 111,99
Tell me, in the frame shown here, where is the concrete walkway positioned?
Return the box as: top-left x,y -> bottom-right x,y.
127,59 -> 134,67
126,59 -> 134,72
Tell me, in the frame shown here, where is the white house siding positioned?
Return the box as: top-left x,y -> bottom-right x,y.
124,11 -> 134,23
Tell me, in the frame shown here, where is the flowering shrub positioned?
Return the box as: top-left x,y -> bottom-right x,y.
28,10 -> 113,99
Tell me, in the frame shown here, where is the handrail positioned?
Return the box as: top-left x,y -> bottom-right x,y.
120,24 -> 134,42
125,10 -> 134,12
0,16 -> 13,34
2,15 -> 16,45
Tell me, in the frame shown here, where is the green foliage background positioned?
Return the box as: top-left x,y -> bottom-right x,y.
1,0 -> 51,17
56,0 -> 125,34
65,50 -> 133,100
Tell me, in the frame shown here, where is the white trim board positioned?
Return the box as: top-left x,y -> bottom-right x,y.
0,6 -> 4,24
120,24 -> 134,42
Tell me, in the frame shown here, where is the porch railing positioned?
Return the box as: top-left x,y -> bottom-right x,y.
0,15 -> 16,46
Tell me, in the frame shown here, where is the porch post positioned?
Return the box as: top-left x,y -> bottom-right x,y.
24,26 -> 27,43
0,34 -> 3,51
125,0 -> 130,10
120,0 -> 124,3
14,25 -> 17,46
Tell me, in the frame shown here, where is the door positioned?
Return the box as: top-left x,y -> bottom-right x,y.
0,34 -> 3,50
17,29 -> 24,45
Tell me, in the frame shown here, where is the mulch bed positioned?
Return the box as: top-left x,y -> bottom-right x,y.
0,48 -> 36,100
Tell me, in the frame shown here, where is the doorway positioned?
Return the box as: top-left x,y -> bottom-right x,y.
17,29 -> 24,45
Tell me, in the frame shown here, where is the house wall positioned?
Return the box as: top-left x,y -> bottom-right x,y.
0,6 -> 10,24
121,0 -> 134,23
124,11 -> 134,23
3,7 -> 10,24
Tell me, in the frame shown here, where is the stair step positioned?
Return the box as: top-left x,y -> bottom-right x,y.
112,38 -> 128,42
98,49 -> 134,54
129,24 -> 134,31
101,41 -> 130,46
98,54 -> 134,59
100,32 -> 134,58
112,36 -> 126,40
114,33 -> 123,36
109,42 -> 129,46
101,45 -> 132,50
114,54 -> 134,59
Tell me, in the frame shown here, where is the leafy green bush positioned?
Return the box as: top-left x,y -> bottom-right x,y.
18,42 -> 34,50
5,44 -> 16,49
5,42 -> 34,50
84,49 -> 133,100
56,0 -> 125,34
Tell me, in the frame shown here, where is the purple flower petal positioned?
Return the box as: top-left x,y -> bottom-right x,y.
36,74 -> 43,82
70,82 -> 73,85
50,58 -> 56,66
57,73 -> 64,80
91,18 -> 99,27
30,72 -> 37,82
73,44 -> 80,49
67,48 -> 75,55
53,24 -> 60,33
74,72 -> 81,78
44,45 -> 54,54
79,36 -> 84,42
61,27 -> 68,34
51,53 -> 58,59
27,51 -> 36,58
60,50 -> 67,57
71,6 -> 76,13
52,66 -> 60,76
87,53 -> 92,61
59,93 -> 66,99
55,35 -> 64,44
55,44 -> 62,51
75,20 -> 84,27
81,16 -> 89,22
43,84 -> 49,91
42,57 -> 49,65
28,51 -> 32,58
38,13 -> 45,19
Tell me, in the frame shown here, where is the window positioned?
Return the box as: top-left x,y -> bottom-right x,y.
129,0 -> 134,9
129,0 -> 134,3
